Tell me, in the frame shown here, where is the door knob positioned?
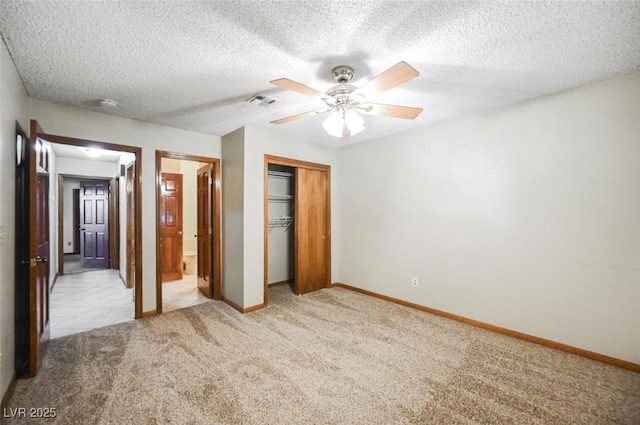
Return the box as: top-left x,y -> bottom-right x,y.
177,231 -> 183,235
79,227 -> 86,231
36,256 -> 48,264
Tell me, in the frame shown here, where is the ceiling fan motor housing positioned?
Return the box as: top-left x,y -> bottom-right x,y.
325,84 -> 358,109
332,66 -> 354,84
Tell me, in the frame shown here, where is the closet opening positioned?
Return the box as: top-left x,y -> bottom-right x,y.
266,164 -> 296,302
264,155 -> 331,307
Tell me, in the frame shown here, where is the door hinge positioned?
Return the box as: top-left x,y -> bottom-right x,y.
209,177 -> 213,185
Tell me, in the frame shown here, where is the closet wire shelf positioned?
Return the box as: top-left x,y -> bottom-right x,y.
267,170 -> 294,232
268,216 -> 294,232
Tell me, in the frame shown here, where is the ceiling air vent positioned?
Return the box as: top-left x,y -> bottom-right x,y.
246,94 -> 277,107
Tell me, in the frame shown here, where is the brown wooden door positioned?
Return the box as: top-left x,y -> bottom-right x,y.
295,167 -> 330,294
196,164 -> 213,298
160,172 -> 183,282
29,120 -> 51,376
79,180 -> 110,268
125,164 -> 135,289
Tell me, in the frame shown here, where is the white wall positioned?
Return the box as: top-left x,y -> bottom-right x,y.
180,160 -> 198,252
57,156 -> 118,178
221,128 -> 245,307
62,179 -> 80,253
47,146 -> 58,281
242,126 -> 338,308
0,40 -> 29,401
337,72 -> 640,364
29,100 -> 221,312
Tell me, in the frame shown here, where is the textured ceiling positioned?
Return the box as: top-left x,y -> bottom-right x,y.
1,1 -> 639,147
50,143 -> 129,164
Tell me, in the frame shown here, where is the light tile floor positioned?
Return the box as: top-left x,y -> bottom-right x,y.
50,269 -> 134,339
162,275 -> 211,312
50,270 -> 211,338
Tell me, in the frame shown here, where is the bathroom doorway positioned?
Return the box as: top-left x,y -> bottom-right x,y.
155,151 -> 221,313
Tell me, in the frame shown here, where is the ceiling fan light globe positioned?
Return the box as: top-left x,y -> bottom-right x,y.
344,109 -> 364,134
322,112 -> 345,137
322,109 -> 365,137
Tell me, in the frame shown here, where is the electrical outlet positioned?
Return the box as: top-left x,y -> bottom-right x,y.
412,277 -> 419,287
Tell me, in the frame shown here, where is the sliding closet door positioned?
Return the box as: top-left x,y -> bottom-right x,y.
295,167 -> 330,294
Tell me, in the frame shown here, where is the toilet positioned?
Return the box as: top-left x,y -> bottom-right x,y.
183,251 -> 197,275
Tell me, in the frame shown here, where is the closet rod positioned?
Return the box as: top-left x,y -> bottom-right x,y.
268,171 -> 293,178
268,194 -> 293,201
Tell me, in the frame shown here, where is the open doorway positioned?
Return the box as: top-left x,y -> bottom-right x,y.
155,150 -> 221,314
15,122 -> 142,377
47,140 -> 140,338
44,135 -> 142,317
59,177 -> 112,275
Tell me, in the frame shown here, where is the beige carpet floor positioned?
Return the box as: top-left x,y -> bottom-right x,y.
7,285 -> 640,424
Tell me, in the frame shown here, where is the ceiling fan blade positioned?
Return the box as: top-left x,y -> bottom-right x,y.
270,78 -> 329,100
352,61 -> 419,99
359,103 -> 423,119
270,109 -> 327,125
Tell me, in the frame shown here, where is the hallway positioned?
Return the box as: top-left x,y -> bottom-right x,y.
50,270 -> 133,338
50,270 -> 211,338
62,253 -> 106,275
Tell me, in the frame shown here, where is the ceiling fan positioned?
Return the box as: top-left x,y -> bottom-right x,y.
269,61 -> 423,137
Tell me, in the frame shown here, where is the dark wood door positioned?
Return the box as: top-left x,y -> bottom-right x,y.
295,167 -> 330,294
35,172 -> 51,369
125,164 -> 135,289
15,124 -> 30,376
79,180 -> 110,269
160,172 -> 183,282
196,164 -> 213,298
27,120 -> 51,377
